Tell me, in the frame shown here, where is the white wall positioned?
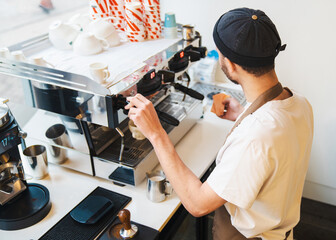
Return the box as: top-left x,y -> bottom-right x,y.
161,0 -> 336,205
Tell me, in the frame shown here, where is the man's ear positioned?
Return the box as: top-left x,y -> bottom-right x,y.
223,57 -> 236,74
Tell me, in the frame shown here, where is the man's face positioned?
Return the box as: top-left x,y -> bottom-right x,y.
219,53 -> 239,85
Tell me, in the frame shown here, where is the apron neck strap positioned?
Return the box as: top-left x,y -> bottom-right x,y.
223,82 -> 283,144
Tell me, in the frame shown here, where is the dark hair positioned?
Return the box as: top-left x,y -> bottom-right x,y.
219,53 -> 275,77
241,64 -> 275,77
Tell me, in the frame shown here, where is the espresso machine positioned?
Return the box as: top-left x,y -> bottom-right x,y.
0,100 -> 51,230
0,27 -> 206,187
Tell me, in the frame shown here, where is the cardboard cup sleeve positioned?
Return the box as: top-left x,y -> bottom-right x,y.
211,93 -> 230,116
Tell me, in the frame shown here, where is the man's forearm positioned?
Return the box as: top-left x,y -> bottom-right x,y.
149,131 -> 224,217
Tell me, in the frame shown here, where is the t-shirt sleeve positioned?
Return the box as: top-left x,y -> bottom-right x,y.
206,139 -> 271,209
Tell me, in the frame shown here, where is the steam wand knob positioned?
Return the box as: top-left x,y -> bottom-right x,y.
118,209 -> 138,239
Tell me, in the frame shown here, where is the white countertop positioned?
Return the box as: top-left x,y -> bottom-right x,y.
0,108 -> 233,240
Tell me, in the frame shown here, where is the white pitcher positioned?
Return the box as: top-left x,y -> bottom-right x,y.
49,20 -> 80,50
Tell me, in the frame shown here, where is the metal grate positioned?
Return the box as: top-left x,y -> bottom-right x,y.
191,82 -> 246,106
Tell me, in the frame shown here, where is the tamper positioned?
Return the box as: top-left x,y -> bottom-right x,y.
118,209 -> 138,239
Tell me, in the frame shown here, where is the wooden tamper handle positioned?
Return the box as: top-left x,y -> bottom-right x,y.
118,209 -> 132,230
117,209 -> 138,239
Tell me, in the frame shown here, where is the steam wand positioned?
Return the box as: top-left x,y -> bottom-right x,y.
115,127 -> 124,162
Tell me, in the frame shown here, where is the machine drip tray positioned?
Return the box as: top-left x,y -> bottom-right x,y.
0,183 -> 51,230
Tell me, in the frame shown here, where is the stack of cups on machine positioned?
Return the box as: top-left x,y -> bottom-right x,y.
164,12 -> 177,39
89,0 -> 163,42
142,0 -> 161,40
89,0 -> 110,21
124,0 -> 146,42
109,0 -> 126,31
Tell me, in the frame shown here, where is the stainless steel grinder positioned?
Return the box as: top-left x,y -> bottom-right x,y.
0,100 -> 51,230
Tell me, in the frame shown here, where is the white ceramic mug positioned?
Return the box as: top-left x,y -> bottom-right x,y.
68,13 -> 91,31
49,20 -> 80,50
88,18 -> 120,47
88,18 -> 114,38
0,47 -> 10,59
73,32 -> 109,55
29,56 -> 54,68
11,50 -> 26,62
105,31 -> 121,47
89,62 -> 110,84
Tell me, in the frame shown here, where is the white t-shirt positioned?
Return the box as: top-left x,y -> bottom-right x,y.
207,91 -> 314,240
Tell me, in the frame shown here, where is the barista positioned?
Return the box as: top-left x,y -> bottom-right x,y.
125,8 -> 314,240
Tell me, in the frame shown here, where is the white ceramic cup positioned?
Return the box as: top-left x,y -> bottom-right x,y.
49,20 -> 80,50
0,47 -> 10,59
88,18 -> 115,38
11,50 -> 26,62
105,31 -> 121,47
88,18 -> 120,47
73,32 -> 109,55
68,13 -> 91,31
29,56 -> 54,68
89,62 -> 110,84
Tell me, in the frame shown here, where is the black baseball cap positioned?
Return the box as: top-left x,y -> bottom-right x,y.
213,8 -> 286,67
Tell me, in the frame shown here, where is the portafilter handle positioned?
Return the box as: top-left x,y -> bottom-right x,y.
0,162 -> 15,174
118,209 -> 138,239
173,82 -> 204,100
115,94 -> 180,127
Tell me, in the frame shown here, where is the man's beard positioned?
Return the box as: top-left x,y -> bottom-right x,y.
221,63 -> 239,85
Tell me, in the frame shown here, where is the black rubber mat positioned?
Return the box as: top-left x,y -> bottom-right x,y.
39,187 -> 131,240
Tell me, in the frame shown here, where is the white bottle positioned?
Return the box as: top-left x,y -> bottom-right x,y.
190,50 -> 219,83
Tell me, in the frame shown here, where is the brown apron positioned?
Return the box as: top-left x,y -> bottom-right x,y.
212,205 -> 261,240
212,83 -> 292,240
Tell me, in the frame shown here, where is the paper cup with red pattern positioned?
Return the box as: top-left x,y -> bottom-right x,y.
126,32 -> 146,42
125,2 -> 145,33
90,0 -> 110,16
111,18 -> 126,31
143,4 -> 160,12
143,9 -> 160,17
144,11 -> 160,27
125,16 -> 145,31
125,2 -> 144,20
109,0 -> 125,16
124,0 -> 137,2
125,0 -> 143,13
142,0 -> 160,6
125,20 -> 146,41
91,13 -> 111,20
144,14 -> 160,26
147,28 -> 161,39
110,6 -> 125,16
108,0 -> 126,30
110,0 -> 124,6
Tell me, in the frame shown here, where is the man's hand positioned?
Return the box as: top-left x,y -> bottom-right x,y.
124,94 -> 166,142
218,97 -> 244,121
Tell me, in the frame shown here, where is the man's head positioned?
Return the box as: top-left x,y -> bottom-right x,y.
213,8 -> 286,83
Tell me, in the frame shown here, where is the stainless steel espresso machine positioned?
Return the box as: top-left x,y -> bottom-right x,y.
0,29 -> 206,187
0,101 -> 51,230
